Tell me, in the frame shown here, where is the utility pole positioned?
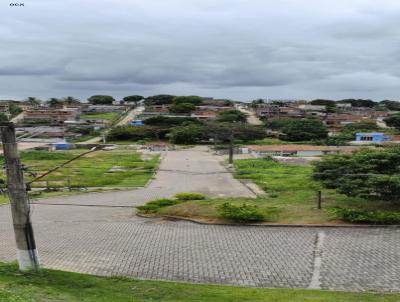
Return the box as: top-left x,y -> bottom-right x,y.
228,131 -> 234,165
0,122 -> 40,270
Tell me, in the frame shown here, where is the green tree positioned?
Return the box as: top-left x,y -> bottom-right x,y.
145,94 -> 175,105
217,109 -> 247,123
280,119 -> 328,141
313,147 -> 400,203
87,95 -> 115,105
62,96 -> 81,105
384,115 -> 400,130
169,103 -> 196,113
8,104 -> 22,117
24,97 -> 41,106
0,113 -> 8,121
172,96 -> 203,106
107,125 -> 168,141
310,99 -> 335,106
338,99 -> 376,108
46,98 -> 63,108
379,100 -> 400,111
168,124 -> 206,144
122,95 -> 144,105
143,116 -> 201,126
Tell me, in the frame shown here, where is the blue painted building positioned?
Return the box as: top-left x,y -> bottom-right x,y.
52,142 -> 74,150
355,132 -> 391,142
129,120 -> 144,126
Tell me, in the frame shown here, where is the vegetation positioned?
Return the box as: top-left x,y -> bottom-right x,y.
87,95 -> 115,105
217,109 -> 247,123
107,125 -> 169,141
172,95 -> 203,105
137,198 -> 180,213
79,112 -> 120,122
175,192 -> 206,200
0,149 -> 158,189
146,157 -> 399,224
143,116 -> 202,126
137,192 -> 206,213
144,94 -> 176,105
384,114 -> 400,130
122,95 -> 143,105
279,119 -> 328,141
330,207 -> 400,224
313,147 -> 400,202
169,102 -> 196,113
338,99 -> 376,108
218,202 -> 264,222
1,262 -> 397,302
169,124 -> 206,144
8,103 -> 23,117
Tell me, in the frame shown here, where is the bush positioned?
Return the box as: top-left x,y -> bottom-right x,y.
107,125 -> 168,141
175,192 -> 206,200
331,207 -> 400,224
136,198 -> 180,213
218,202 -> 264,222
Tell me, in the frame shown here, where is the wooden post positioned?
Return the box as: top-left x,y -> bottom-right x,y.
0,122 -> 40,270
317,190 -> 322,209
228,132 -> 234,165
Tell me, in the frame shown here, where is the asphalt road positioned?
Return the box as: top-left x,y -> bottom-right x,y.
0,147 -> 399,292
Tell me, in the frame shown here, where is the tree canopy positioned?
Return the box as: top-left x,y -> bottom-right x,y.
169,103 -> 196,113
338,99 -> 376,108
172,96 -> 203,106
217,109 -> 247,123
143,116 -> 202,126
384,115 -> 400,130
277,119 -> 328,141
313,147 -> 400,203
145,94 -> 175,105
87,95 -> 115,105
46,98 -> 63,108
122,95 -> 144,104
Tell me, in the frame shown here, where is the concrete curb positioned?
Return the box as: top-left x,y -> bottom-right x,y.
137,213 -> 400,228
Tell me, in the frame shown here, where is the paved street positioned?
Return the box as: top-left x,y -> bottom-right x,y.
0,147 -> 399,292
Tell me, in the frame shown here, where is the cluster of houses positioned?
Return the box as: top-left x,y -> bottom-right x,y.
0,99 -> 130,141
251,100 -> 390,133
141,97 -> 234,121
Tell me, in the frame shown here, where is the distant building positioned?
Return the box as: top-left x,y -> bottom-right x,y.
241,145 -> 362,157
129,120 -> 144,126
190,111 -> 217,120
24,109 -> 79,125
355,132 -> 391,142
82,105 -> 127,114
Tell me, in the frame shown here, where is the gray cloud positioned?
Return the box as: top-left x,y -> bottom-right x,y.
1,0 -> 400,101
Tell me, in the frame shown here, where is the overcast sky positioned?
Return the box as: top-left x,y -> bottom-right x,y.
1,0 -> 400,102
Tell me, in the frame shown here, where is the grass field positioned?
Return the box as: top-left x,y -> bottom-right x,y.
0,148 -> 158,190
79,112 -> 121,122
0,262 -> 398,302
149,158 -> 400,224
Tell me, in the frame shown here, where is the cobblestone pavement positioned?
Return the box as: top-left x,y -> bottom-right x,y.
0,147 -> 399,292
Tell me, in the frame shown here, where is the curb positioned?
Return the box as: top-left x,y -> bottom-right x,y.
137,214 -> 400,228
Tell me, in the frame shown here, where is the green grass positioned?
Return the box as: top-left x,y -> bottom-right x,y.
79,112 -> 120,122
0,148 -> 158,190
152,158 -> 400,224
0,195 -> 9,205
0,262 -> 398,302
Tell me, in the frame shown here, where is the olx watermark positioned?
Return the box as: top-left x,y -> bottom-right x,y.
10,3 -> 24,6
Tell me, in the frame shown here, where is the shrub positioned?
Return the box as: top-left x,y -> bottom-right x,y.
331,207 -> 400,225
218,202 -> 264,222
136,198 -> 180,213
174,192 -> 206,201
